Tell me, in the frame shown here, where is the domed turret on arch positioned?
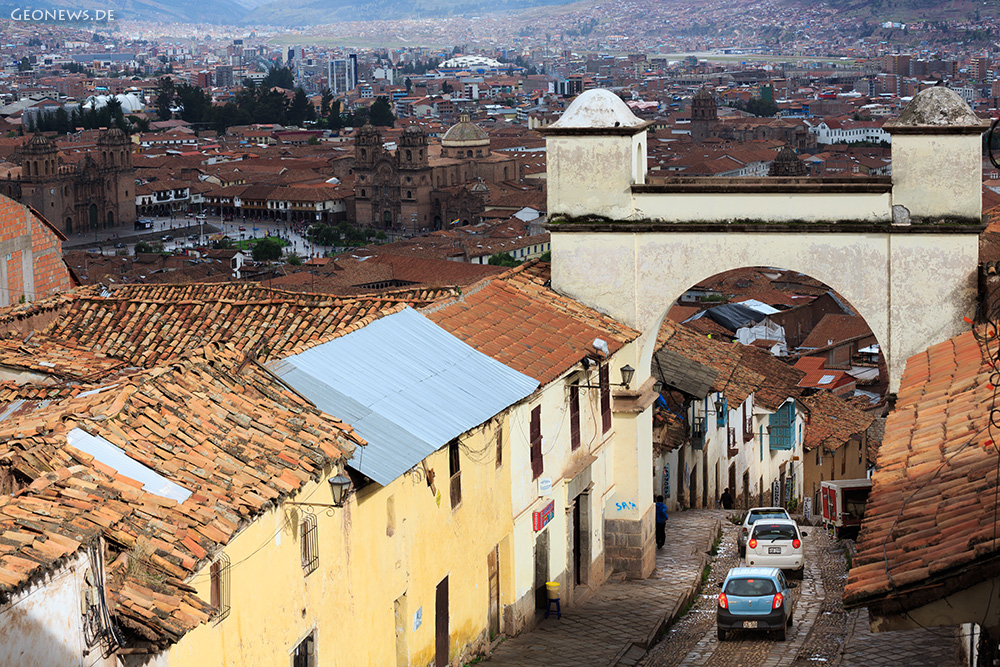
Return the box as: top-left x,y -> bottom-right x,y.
441,114 -> 490,158
547,89 -> 646,130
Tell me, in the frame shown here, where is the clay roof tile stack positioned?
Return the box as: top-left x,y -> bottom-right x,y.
844,329 -> 997,615
0,342 -> 363,646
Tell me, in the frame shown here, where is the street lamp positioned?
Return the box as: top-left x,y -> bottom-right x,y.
329,475 -> 352,507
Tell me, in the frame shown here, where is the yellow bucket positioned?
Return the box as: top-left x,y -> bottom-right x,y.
546,581 -> 560,600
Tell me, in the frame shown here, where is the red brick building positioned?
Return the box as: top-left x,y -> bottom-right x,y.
0,195 -> 73,306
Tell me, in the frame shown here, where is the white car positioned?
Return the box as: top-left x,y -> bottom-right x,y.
738,507 -> 791,557
745,518 -> 807,578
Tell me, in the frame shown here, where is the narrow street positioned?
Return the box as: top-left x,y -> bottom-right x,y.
640,516 -> 962,667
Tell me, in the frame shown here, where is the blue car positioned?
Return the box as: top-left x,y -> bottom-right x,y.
717,567 -> 796,641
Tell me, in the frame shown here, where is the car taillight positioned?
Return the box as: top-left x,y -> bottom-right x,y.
772,592 -> 783,609
718,593 -> 728,609
792,538 -> 801,549
748,538 -> 757,549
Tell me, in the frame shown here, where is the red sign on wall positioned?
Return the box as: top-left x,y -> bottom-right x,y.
532,500 -> 555,531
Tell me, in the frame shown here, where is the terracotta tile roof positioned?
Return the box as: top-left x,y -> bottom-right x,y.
793,356 -> 855,392
41,283 -> 407,368
798,391 -> 874,453
799,313 -> 873,349
657,318 -> 803,410
0,335 -> 128,382
844,330 -> 995,614
667,304 -> 702,323
0,342 -> 363,646
423,261 -> 638,385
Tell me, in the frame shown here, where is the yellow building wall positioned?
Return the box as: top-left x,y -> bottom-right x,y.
165,418 -> 513,667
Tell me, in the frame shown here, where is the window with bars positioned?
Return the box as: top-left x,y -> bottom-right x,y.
570,382 -> 581,450
300,512 -> 319,576
530,405 -> 543,480
449,440 -> 462,509
210,553 -> 231,623
599,365 -> 611,433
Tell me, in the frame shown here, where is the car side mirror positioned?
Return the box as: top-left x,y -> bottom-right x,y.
801,531 -> 808,537
717,582 -> 724,588
788,582 -> 798,589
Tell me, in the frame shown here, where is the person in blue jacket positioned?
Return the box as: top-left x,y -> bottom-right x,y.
655,495 -> 669,549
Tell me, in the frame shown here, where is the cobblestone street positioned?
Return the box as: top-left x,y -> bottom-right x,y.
641,516 -> 964,667
482,511 -> 966,667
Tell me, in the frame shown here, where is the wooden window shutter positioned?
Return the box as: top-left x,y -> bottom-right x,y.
530,405 -> 542,480
570,383 -> 581,450
600,364 -> 611,433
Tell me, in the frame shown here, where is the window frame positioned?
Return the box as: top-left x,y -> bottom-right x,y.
300,512 -> 319,576
449,440 -> 462,509
530,405 -> 543,480
210,553 -> 231,623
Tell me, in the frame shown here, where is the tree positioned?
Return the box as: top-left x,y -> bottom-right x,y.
18,57 -> 31,72
488,252 -> 521,267
320,87 -> 334,118
262,66 -> 294,90
441,81 -> 454,94
155,77 -> 175,121
369,96 -> 395,127
212,236 -> 233,250
134,241 -> 153,254
287,253 -> 303,266
252,237 -> 283,261
288,87 -> 313,126
175,83 -> 212,124
404,77 -> 412,93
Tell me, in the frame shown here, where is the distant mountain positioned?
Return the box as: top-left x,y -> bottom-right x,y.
0,0 -> 248,24
242,0 -> 577,27
784,0 -> 1000,21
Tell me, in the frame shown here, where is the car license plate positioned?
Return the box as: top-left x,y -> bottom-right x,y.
743,621 -> 757,629
768,546 -> 781,554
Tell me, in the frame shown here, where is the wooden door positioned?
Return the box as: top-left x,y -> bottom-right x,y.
435,577 -> 449,667
487,548 -> 500,639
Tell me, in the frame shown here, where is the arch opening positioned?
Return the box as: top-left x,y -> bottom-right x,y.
643,265 -> 885,516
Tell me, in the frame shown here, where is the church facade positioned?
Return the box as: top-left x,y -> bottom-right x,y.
353,116 -> 519,234
690,88 -> 816,150
0,129 -> 137,235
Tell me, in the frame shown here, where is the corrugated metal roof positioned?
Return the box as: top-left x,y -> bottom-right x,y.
268,307 -> 538,486
653,348 -> 717,399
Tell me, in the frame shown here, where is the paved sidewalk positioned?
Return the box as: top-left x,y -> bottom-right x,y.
484,510 -> 724,667
835,607 -> 963,666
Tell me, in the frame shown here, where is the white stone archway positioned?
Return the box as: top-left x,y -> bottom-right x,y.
551,225 -> 979,396
538,86 -> 986,578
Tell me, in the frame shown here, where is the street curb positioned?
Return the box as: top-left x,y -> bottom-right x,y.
610,518 -> 723,666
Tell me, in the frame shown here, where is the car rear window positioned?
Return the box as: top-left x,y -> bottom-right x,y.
752,523 -> 797,540
725,578 -> 777,596
748,510 -> 786,523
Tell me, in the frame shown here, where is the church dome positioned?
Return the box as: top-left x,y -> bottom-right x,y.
441,114 -> 489,146
23,133 -> 56,154
547,89 -> 644,130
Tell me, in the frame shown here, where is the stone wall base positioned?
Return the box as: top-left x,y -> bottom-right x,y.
604,504 -> 655,579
